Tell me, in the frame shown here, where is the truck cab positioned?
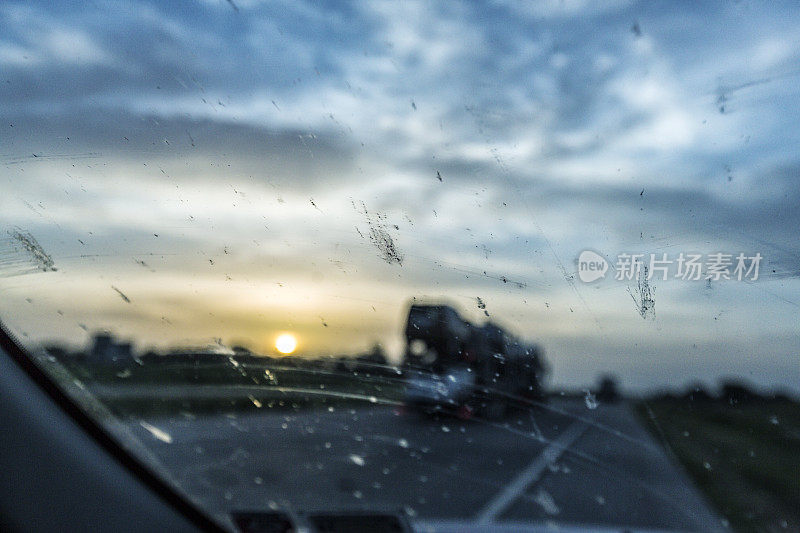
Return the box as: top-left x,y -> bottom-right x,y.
402,302 -> 548,418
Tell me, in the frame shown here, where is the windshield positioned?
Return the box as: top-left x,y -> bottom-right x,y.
2,1 -> 798,531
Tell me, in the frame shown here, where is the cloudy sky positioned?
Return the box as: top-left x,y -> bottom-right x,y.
1,0 -> 799,394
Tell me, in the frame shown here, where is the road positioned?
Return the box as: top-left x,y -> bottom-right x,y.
121,397 -> 726,532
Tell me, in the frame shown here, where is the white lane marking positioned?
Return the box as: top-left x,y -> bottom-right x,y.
475,421 -> 588,524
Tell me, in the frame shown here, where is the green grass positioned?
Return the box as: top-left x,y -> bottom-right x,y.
98,392 -> 402,419
50,357 -> 405,418
636,398 -> 800,533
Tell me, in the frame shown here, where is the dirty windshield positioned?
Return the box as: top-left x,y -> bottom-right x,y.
1,1 -> 799,532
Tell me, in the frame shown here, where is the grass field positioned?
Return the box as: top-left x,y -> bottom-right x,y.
636,398 -> 800,533
50,356 -> 406,418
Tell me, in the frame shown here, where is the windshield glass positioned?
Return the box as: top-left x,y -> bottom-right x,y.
2,1 -> 798,531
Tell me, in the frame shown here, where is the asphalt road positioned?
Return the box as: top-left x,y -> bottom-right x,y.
123,397 -> 726,532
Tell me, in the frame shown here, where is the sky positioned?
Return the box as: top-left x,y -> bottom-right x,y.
1,0 -> 799,394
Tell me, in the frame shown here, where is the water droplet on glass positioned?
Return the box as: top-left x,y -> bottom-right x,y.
584,390 -> 598,409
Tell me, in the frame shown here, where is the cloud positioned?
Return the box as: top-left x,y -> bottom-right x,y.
2,0 -> 800,393
0,6 -> 114,68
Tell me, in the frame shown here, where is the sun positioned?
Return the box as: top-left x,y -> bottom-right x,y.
275,333 -> 298,355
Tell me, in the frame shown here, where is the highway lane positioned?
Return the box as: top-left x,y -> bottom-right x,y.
121,397 -> 726,532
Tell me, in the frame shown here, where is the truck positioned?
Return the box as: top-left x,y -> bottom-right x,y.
402,302 -> 547,419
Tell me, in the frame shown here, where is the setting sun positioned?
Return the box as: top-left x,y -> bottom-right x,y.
275,333 -> 298,355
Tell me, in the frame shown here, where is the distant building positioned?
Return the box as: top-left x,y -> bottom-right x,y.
357,344 -> 388,366
88,332 -> 134,365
